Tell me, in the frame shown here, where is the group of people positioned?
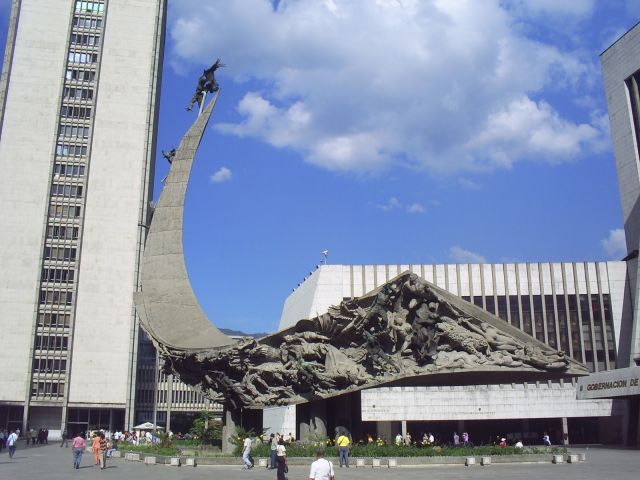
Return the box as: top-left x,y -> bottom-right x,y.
24,427 -> 49,445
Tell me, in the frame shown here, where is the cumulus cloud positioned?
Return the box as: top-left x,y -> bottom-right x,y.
449,246 -> 487,264
406,203 -> 426,214
376,197 -> 425,214
169,0 -> 605,174
210,166 -> 232,183
602,229 -> 626,259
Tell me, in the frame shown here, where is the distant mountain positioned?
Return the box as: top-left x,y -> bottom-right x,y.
219,328 -> 269,339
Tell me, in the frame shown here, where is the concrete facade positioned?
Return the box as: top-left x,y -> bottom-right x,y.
601,22 -> 640,370
0,0 -> 165,435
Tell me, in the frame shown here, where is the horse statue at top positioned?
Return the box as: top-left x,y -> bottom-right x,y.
187,58 -> 225,111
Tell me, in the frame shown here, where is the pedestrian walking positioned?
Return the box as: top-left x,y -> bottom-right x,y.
242,434 -> 254,469
269,433 -> 277,469
309,448 -> 335,480
91,432 -> 101,465
7,430 -> 18,459
60,429 -> 69,447
98,431 -> 108,469
275,438 -> 287,480
72,432 -> 86,469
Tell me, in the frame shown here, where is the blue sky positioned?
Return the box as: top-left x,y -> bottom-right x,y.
0,1 -> 637,334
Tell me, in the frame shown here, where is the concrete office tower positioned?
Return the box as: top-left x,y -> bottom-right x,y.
0,0 -> 165,435
601,23 -> 640,370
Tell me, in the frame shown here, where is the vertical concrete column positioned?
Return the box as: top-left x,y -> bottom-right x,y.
166,374 -> 173,433
561,417 -> 569,445
376,421 -> 392,443
310,400 -> 327,438
222,408 -> 239,454
457,420 -> 465,434
401,420 -> 407,438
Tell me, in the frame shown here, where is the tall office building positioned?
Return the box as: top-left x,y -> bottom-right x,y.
0,0 -> 165,435
601,22 -> 640,369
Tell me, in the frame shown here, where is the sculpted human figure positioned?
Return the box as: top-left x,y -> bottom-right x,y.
462,320 -> 521,352
187,59 -> 225,111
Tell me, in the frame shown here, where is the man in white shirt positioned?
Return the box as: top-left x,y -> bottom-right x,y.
309,448 -> 335,480
7,430 -> 18,459
242,436 -> 253,469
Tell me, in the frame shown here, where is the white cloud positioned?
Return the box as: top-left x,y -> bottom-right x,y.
376,197 -> 424,214
210,166 -> 232,183
602,229 -> 626,259
406,203 -> 426,214
377,197 -> 402,212
457,177 -> 481,189
169,0 -> 604,174
449,246 -> 487,264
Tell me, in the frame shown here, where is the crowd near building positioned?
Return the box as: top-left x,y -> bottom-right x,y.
0,1 -> 639,447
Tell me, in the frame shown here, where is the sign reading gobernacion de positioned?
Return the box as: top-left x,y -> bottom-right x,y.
576,366 -> 640,400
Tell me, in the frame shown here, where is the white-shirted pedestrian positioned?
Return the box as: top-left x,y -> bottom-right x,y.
309,448 -> 335,480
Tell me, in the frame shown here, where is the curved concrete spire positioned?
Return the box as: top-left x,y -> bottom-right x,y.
134,94 -> 233,351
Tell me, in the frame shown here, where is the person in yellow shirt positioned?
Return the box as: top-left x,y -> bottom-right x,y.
336,433 -> 350,468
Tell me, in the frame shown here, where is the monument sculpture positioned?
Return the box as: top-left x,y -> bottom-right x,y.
186,58 -> 225,111
134,64 -> 588,415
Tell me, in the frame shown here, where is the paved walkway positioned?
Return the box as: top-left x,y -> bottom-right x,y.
1,442 -> 638,480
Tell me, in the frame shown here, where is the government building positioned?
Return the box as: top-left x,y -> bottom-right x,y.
1,1 -> 640,447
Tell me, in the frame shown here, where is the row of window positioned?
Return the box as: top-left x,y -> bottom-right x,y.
75,1 -> 105,14
68,51 -> 98,64
54,162 -> 86,177
39,289 -> 74,306
33,358 -> 67,374
51,183 -> 84,198
58,124 -> 90,140
31,381 -> 65,398
461,292 -> 615,372
47,223 -> 80,240
60,105 -> 92,119
42,268 -> 75,284
65,68 -> 96,82
35,334 -> 69,351
44,246 -> 77,262
63,87 -> 94,101
70,33 -> 100,47
49,203 -> 82,219
56,143 -> 88,157
37,311 -> 71,328
73,16 -> 103,30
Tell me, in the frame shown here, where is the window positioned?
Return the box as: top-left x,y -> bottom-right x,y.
39,289 -> 73,306
44,246 -> 77,261
70,33 -> 100,47
54,163 -> 86,177
65,68 -> 96,82
58,124 -> 90,139
41,268 -> 75,284
73,16 -> 103,29
60,105 -> 92,119
37,312 -> 71,328
32,358 -> 67,373
62,87 -> 94,101
46,225 -> 79,240
75,1 -> 105,14
35,334 -> 69,351
55,143 -> 87,157
68,50 -> 98,64
50,183 -> 84,198
31,381 -> 65,398
48,203 -> 82,219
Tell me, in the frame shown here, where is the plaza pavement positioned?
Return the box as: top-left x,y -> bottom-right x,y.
1,441 -> 638,480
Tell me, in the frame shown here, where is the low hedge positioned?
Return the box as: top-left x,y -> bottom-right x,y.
244,443 -> 567,458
